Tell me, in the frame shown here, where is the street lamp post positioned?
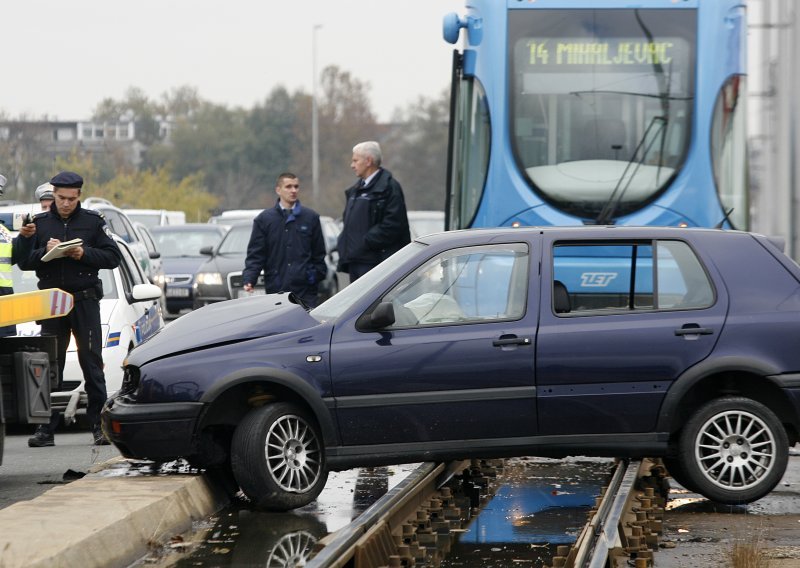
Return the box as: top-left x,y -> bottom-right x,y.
312,24 -> 322,204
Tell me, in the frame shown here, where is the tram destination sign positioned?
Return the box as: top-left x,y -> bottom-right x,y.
524,38 -> 687,68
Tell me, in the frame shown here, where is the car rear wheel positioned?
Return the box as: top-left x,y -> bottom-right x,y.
662,456 -> 701,494
231,402 -> 327,511
678,397 -> 788,504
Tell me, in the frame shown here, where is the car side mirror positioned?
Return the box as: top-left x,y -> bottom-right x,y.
149,251 -> 161,259
369,302 -> 395,329
131,283 -> 163,302
199,246 -> 214,256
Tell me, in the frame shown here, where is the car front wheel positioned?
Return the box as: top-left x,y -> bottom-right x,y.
679,396 -> 788,504
231,402 -> 328,511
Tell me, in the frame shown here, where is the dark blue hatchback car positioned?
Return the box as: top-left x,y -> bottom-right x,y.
102,226 -> 800,510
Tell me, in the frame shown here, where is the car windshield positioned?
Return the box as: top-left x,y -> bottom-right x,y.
310,242 -> 427,322
153,229 -> 223,257
217,224 -> 252,255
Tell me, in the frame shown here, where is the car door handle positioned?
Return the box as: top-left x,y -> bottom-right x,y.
674,326 -> 714,336
493,336 -> 532,347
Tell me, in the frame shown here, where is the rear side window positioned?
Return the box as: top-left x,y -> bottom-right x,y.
552,240 -> 713,315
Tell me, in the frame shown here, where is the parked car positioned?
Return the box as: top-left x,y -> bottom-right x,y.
124,208 -> 186,228
131,222 -> 164,285
150,223 -> 229,317
132,221 -> 166,311
14,235 -> 163,424
193,221 -> 257,308
407,210 -> 445,239
82,198 -> 156,283
319,215 -> 340,301
103,226 -> 800,511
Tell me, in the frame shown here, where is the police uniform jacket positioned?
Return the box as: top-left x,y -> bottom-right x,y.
242,200 -> 327,297
337,168 -> 411,271
19,201 -> 121,296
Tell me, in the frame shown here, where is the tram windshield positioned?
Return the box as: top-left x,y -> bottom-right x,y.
509,9 -> 696,220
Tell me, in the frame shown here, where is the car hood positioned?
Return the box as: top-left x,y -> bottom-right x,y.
128,293 -> 318,366
161,256 -> 210,274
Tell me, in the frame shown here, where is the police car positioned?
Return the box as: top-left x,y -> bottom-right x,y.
12,234 -> 163,424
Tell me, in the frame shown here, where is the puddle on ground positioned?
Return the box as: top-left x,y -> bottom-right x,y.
135,464 -> 419,566
440,457 -> 613,567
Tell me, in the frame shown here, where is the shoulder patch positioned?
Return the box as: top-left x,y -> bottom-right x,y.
32,211 -> 48,221
84,208 -> 105,219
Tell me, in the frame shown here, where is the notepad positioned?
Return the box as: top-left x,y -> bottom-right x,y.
41,238 -> 83,262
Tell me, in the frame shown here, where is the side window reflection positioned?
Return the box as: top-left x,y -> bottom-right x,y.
384,243 -> 529,327
552,239 -> 713,315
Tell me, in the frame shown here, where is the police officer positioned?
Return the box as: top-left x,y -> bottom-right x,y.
19,171 -> 121,447
0,173 -> 37,337
35,182 -> 54,211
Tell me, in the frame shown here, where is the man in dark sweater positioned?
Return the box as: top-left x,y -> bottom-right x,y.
242,173 -> 327,307
337,141 -> 410,282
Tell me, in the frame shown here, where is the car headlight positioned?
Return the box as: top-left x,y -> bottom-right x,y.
196,272 -> 223,286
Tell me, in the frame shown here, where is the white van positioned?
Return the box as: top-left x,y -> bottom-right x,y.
207,209 -> 262,225
124,208 -> 186,228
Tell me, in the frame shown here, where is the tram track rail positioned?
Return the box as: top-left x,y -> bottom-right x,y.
307,457 -> 668,568
552,458 -> 668,568
574,459 -> 641,567
307,459 -> 488,568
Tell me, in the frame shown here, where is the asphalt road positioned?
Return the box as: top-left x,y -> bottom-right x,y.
0,426 -> 120,510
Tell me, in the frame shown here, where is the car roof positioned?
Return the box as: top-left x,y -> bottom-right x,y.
416,225 -> 754,246
125,208 -> 166,214
0,202 -> 42,215
151,223 -> 228,233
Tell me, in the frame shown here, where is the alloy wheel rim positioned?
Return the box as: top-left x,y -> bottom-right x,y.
694,409 -> 776,490
266,530 -> 317,567
265,414 -> 322,493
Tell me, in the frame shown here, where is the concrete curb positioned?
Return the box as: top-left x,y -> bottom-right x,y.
0,467 -> 227,568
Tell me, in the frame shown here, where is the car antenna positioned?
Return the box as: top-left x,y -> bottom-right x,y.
714,208 -> 734,229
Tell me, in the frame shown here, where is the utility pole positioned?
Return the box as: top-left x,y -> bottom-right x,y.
312,24 -> 322,205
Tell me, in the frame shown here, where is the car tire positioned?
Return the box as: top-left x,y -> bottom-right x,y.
678,396 -> 788,504
230,402 -> 327,511
662,456 -> 701,493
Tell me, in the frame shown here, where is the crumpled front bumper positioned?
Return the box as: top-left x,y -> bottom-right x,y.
101,396 -> 204,461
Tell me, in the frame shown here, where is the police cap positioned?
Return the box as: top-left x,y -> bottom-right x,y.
35,182 -> 54,202
50,171 -> 84,189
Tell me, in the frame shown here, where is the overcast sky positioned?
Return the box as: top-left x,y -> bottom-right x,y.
1,0 -> 465,122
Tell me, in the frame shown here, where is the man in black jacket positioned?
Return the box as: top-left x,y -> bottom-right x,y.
337,141 -> 410,282
19,171 -> 121,447
242,173 -> 327,307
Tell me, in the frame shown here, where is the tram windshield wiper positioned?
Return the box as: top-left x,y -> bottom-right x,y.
594,115 -> 666,225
